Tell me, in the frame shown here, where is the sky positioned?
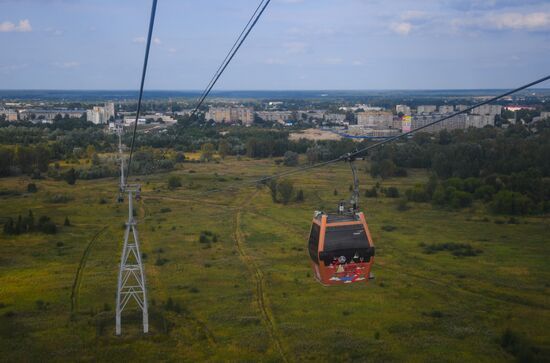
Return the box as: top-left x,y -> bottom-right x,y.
0,0 -> 549,90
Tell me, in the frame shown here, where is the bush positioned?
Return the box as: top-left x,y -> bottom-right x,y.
277,179 -> 294,205
167,176 -> 182,189
422,242 -> 481,257
63,168 -> 77,185
385,187 -> 400,198
283,151 -> 299,167
27,183 -> 37,193
160,207 -> 172,213
406,184 -> 430,202
46,194 -> 74,203
364,187 -> 378,198
491,190 -> 533,215
449,190 -> 473,209
397,199 -> 410,211
295,189 -> 304,202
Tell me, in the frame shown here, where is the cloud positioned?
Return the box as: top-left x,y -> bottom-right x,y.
400,10 -> 429,21
453,12 -> 550,31
0,19 -> 32,32
53,61 -> 80,69
168,47 -> 177,53
0,63 -> 28,74
352,60 -> 364,66
283,41 -> 308,54
265,58 -> 286,65
321,57 -> 343,65
133,36 -> 161,45
487,12 -> 550,30
390,22 -> 412,35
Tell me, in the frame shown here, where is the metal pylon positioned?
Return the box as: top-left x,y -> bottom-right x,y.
116,184 -> 148,335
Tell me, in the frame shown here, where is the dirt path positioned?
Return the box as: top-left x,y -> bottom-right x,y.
70,225 -> 108,314
233,195 -> 289,362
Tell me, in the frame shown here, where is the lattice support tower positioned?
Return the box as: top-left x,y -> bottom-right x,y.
115,122 -> 148,335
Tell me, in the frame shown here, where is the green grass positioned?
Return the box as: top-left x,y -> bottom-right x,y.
0,157 -> 548,362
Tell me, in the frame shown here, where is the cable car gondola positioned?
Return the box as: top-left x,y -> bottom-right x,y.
308,155 -> 375,285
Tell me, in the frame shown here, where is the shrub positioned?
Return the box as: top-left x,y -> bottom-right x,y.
27,183 -> 37,193
382,225 -> 397,232
396,199 -> 410,211
491,190 -> 532,215
422,242 -> 481,257
277,179 -> 294,205
167,176 -> 182,189
364,187 -> 378,198
295,189 -> 305,202
160,207 -> 172,213
283,151 -> 299,167
46,194 -> 74,203
406,184 -> 430,202
64,217 -> 71,226
385,187 -> 400,198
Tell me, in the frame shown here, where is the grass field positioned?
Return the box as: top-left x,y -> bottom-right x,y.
0,157 -> 548,362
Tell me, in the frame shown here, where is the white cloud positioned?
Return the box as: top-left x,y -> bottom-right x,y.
0,63 -> 28,74
0,19 -> 32,32
487,12 -> 550,30
53,61 -> 80,69
133,36 -> 161,45
322,57 -> 343,65
352,60 -> 364,66
168,47 -> 177,53
400,10 -> 428,21
390,22 -> 412,35
283,41 -> 308,54
265,58 -> 286,65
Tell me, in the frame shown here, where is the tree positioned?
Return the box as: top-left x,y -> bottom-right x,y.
200,143 -> 215,162
63,168 -> 77,185
306,147 -> 320,164
283,151 -> 299,167
86,145 -> 96,158
167,175 -> 182,189
295,189 -> 304,202
3,218 -> 14,235
277,179 -> 294,205
268,179 -> 278,203
27,183 -> 37,193
218,139 -> 230,159
64,217 -> 71,226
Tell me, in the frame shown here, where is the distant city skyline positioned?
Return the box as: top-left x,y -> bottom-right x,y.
1,0 -> 549,90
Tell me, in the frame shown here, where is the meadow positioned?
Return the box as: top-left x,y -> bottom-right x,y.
0,156 -> 548,362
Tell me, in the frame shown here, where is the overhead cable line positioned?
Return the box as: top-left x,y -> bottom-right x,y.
191,74 -> 550,196
159,0 -> 271,160
126,0 -> 158,181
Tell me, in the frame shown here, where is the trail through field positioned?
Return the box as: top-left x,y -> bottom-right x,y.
70,225 -> 108,314
234,194 -> 289,363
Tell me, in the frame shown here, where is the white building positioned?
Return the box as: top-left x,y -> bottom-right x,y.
438,105 -> 454,114
357,111 -> 394,128
256,111 -> 293,124
472,104 -> 501,116
86,102 -> 115,124
466,115 -> 494,128
0,109 -> 18,121
205,106 -> 254,125
417,105 -> 437,114
395,105 -> 411,115
324,113 -> 346,123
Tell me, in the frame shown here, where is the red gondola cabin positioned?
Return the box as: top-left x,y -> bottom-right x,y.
308,210 -> 375,285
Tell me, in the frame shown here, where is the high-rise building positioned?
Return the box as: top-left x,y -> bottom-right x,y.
356,111 -> 393,127
395,105 -> 411,115
205,106 -> 254,125
416,105 -> 437,114
86,102 -> 115,125
438,105 -> 454,114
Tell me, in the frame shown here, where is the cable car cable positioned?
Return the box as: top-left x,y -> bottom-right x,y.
158,0 -> 272,161
186,74 -> 550,197
126,0 -> 159,181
